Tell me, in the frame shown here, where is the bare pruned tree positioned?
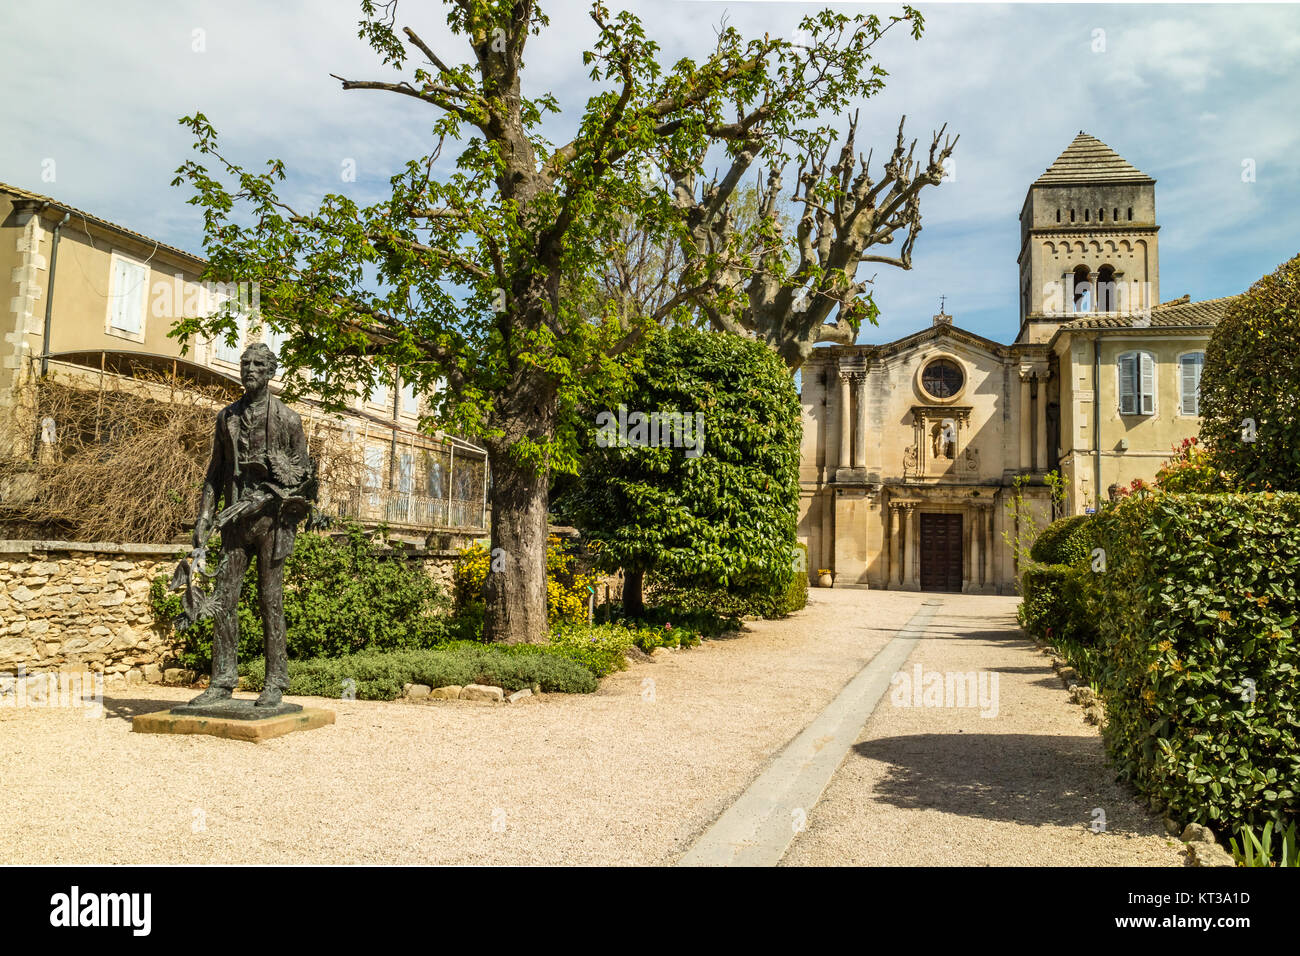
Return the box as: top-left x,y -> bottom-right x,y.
669,112 -> 957,372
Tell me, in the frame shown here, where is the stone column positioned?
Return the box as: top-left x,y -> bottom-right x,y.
1036,372 -> 1050,473
1019,373 -> 1032,470
838,372 -> 852,473
962,509 -> 973,592
821,490 -> 834,577
852,372 -> 868,469
884,503 -> 896,589
983,506 -> 995,590
905,506 -> 919,590
969,509 -> 980,592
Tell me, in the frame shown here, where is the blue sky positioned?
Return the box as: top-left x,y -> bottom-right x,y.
2,1 -> 1296,346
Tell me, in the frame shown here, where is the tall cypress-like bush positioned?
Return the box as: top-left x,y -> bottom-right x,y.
1199,254 -> 1300,491
566,325 -> 802,616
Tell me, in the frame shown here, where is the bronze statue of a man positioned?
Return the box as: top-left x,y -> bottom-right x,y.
183,343 -> 315,711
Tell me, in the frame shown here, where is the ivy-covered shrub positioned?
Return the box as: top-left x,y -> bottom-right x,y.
1199,254 -> 1300,492
1088,493 -> 1300,835
150,523 -> 450,670
643,541 -> 808,621
1029,514 -> 1097,566
239,641 -> 598,698
564,324 -> 803,616
452,535 -> 599,630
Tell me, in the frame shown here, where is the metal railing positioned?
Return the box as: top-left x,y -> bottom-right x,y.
325,486 -> 487,534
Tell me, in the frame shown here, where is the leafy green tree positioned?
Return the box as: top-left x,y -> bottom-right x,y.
171,0 -> 904,642
1200,254 -> 1300,490
564,325 -> 801,615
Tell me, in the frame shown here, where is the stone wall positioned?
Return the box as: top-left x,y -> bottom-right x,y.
0,540 -> 618,688
0,540 -> 188,685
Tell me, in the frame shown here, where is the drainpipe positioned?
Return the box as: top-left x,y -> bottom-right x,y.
1092,333 -> 1102,509
40,210 -> 71,378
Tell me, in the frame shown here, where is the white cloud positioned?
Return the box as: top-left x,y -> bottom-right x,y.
1,0 -> 1295,345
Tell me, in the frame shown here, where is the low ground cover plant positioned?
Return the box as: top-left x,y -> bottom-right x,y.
240,642 -> 598,699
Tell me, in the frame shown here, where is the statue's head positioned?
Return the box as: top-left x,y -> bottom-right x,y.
240,342 -> 278,392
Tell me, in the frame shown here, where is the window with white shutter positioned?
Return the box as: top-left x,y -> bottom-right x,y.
1118,353 -> 1137,415
1180,352 -> 1204,415
1118,351 -> 1156,416
107,254 -> 148,338
1139,352 -> 1155,415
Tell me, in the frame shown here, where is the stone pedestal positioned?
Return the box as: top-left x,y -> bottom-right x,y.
133,703 -> 335,742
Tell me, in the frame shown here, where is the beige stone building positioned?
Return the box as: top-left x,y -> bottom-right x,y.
0,182 -> 487,543
799,133 -> 1235,592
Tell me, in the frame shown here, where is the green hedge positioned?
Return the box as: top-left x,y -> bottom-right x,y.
1019,562 -> 1102,681
1087,493 -> 1300,834
240,642 -> 598,699
1029,514 -> 1097,566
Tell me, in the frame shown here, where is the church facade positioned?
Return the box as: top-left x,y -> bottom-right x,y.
797,133 -> 1236,593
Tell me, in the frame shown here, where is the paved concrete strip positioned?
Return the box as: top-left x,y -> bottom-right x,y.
677,601 -> 941,867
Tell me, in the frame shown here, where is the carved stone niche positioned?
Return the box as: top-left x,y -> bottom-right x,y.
906,406 -> 972,476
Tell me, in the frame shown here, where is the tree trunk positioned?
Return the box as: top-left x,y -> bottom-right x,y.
622,566 -> 646,617
482,448 -> 550,644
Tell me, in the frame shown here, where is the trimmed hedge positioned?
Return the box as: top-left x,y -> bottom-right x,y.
1029,514 -> 1097,566
1086,493 -> 1300,834
1019,562 -> 1102,681
240,642 -> 598,699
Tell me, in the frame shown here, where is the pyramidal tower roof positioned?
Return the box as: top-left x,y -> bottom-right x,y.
1034,132 -> 1154,186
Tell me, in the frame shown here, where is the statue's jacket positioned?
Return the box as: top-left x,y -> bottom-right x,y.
198,393 -> 311,561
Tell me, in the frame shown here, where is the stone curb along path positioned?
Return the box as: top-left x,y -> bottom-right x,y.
677,600 -> 943,867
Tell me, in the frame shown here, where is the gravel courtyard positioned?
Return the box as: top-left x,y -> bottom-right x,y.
0,588 -> 1184,866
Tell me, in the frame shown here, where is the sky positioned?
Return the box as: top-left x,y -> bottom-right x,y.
1,0 -> 1297,346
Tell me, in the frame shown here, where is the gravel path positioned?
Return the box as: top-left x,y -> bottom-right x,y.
0,589 -> 1183,866
0,589 -> 914,865
780,594 -> 1185,866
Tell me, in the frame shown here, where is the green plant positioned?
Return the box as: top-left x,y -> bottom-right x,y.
1154,437 -> 1235,494
1087,492 -> 1300,836
239,642 -> 598,698
1199,254 -> 1300,492
1229,820 -> 1299,867
453,535 -> 599,629
150,523 -> 450,670
1003,471 -> 1066,568
563,324 -> 803,616
546,623 -> 635,678
1029,514 -> 1097,566
1018,562 -> 1102,680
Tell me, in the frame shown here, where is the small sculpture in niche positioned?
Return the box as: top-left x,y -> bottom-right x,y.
931,419 -> 957,460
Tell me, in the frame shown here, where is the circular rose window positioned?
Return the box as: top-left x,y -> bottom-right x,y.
921,358 -> 964,400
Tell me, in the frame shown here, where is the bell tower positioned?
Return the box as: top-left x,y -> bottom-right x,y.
1016,132 -> 1159,344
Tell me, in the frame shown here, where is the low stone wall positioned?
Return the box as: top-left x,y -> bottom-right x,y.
0,540 -> 188,685
0,540 -> 618,686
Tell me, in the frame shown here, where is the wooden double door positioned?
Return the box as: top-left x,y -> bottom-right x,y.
919,512 -> 963,592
